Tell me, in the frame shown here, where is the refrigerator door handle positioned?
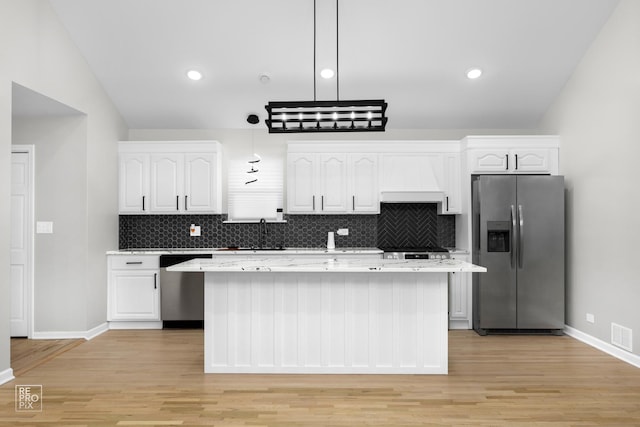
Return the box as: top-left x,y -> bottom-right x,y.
510,205 -> 517,268
518,204 -> 524,268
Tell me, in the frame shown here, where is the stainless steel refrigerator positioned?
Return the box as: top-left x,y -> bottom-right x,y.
472,175 -> 565,335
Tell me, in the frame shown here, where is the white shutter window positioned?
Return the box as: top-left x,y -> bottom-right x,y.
227,158 -> 283,221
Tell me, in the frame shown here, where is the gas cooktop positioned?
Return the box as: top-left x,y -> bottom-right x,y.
380,246 -> 451,260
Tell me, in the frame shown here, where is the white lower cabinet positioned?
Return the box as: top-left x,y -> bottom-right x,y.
449,253 -> 471,329
107,255 -> 161,328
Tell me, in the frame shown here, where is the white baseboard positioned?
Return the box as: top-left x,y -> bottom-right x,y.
85,322 -> 109,340
564,325 -> 640,369
108,321 -> 163,330
31,322 -> 109,341
449,319 -> 472,330
0,368 -> 15,386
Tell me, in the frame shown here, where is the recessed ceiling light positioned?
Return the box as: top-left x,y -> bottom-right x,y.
320,68 -> 335,79
186,70 -> 203,81
466,68 -> 483,79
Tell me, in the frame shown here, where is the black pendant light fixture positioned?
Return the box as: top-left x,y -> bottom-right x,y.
265,0 -> 387,133
245,114 -> 261,185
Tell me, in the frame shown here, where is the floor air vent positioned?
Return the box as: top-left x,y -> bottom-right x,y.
611,323 -> 633,352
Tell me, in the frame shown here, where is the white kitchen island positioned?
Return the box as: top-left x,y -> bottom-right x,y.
168,257 -> 485,375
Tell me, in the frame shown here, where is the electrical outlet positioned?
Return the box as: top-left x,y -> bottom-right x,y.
189,224 -> 201,237
337,228 -> 349,236
586,313 -> 595,324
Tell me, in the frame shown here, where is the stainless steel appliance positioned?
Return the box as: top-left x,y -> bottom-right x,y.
382,247 -> 451,260
159,253 -> 212,328
472,175 -> 565,335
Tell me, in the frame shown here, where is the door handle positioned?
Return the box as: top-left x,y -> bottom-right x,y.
518,204 -> 524,269
312,195 -> 315,210
321,195 -> 324,211
176,195 -> 179,211
126,261 -> 143,265
446,196 -> 449,211
185,195 -> 188,211
510,205 -> 516,269
154,273 -> 157,289
506,154 -> 509,171
142,196 -> 146,211
515,154 -> 519,170
352,195 -> 355,211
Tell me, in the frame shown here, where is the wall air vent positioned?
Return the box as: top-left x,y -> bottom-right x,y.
611,323 -> 633,352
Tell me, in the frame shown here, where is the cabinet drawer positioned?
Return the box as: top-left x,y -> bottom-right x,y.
110,255 -> 160,270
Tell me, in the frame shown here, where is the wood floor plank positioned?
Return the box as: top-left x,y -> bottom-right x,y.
10,337 -> 84,377
1,330 -> 639,426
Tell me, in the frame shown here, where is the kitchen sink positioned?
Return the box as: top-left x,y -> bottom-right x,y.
217,247 -> 286,251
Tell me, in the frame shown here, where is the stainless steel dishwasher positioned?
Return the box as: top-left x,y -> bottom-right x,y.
159,253 -> 212,328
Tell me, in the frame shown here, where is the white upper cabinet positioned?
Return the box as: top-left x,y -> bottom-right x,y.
287,153 -> 318,213
350,154 -> 379,213
510,148 -> 553,173
184,152 -> 219,212
319,154 -> 348,212
150,153 -> 183,213
464,136 -> 559,175
286,148 -> 379,214
440,153 -> 461,214
119,153 -> 150,213
118,141 -> 222,214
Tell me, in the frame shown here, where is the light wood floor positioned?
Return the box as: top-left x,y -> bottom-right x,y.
10,337 -> 84,377
2,330 -> 640,426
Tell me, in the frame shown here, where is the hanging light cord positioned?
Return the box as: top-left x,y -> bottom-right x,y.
313,0 -> 340,102
313,0 -> 317,102
336,0 -> 339,101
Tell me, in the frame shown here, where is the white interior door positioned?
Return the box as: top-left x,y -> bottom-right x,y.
11,149 -> 33,337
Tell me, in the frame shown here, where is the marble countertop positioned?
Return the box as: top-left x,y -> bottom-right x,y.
167,257 -> 486,273
107,247 -> 383,255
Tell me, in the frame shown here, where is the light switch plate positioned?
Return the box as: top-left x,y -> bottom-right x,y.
36,221 -> 53,234
337,228 -> 349,236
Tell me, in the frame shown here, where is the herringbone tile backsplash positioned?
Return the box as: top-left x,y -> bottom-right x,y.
377,203 -> 455,248
119,204 -> 455,249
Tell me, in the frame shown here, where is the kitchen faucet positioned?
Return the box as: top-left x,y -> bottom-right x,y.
259,218 -> 268,249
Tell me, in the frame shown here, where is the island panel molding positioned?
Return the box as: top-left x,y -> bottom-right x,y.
205,271 -> 449,374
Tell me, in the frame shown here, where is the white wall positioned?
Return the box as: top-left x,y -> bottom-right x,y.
0,0 -> 126,377
13,116 -> 90,332
540,0 -> 639,356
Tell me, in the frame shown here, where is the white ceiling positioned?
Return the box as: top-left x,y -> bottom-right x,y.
47,0 -> 619,130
